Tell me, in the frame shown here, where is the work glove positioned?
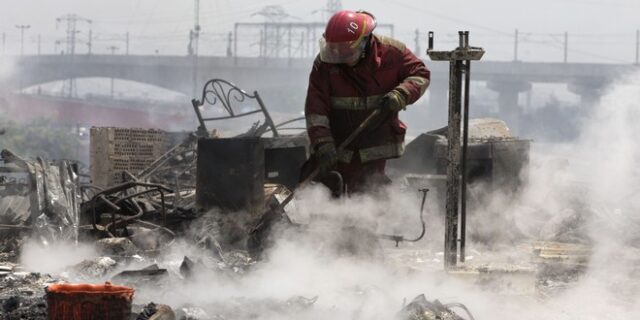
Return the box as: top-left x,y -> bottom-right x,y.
382,89 -> 408,112
371,89 -> 408,130
315,142 -> 338,175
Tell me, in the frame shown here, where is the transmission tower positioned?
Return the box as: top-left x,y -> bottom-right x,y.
326,0 -> 342,14
56,14 -> 92,98
56,14 -> 92,55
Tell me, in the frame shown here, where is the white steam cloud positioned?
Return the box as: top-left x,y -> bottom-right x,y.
15,71 -> 640,319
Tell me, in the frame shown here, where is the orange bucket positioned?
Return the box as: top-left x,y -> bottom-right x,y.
46,282 -> 134,320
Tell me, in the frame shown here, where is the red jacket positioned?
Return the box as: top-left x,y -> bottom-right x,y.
305,34 -> 430,163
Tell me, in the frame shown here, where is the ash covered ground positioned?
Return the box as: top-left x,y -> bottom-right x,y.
2,71 -> 640,320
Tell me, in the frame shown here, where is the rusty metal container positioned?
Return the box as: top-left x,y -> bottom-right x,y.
46,282 -> 134,320
196,137 -> 265,213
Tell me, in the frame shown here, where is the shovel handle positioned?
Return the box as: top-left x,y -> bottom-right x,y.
277,109 -> 382,208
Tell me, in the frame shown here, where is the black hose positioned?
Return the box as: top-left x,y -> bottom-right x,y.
379,188 -> 429,246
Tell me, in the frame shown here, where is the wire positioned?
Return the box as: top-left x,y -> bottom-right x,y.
382,0 -> 512,37
378,188 -> 429,246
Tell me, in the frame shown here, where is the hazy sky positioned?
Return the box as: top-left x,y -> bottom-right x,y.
1,0 -> 637,63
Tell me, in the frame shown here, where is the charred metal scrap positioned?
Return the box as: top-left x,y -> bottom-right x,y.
0,149 -> 80,245
397,294 -> 475,320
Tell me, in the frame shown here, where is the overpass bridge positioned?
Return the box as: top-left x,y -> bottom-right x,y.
0,54 -> 636,132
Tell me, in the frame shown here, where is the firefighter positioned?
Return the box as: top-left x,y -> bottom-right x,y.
304,10 -> 430,194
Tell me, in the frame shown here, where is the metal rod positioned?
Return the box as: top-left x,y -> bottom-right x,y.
254,91 -> 279,137
288,23 -> 292,63
273,109 -> 381,211
636,30 -> 640,64
191,98 -> 208,135
514,29 -> 518,61
234,24 -> 238,65
564,31 -> 568,63
414,29 -> 421,57
460,32 -> 471,263
445,53 -> 463,269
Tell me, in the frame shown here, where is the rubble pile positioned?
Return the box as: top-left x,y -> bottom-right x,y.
0,264 -> 58,320
0,80 -> 629,318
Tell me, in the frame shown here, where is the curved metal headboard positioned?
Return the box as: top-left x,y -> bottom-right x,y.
191,79 -> 279,137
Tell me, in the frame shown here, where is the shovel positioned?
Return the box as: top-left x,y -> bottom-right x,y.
280,108 -> 380,208
248,109 -> 382,253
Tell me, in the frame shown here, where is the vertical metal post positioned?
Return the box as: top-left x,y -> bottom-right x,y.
191,0 -> 200,99
444,32 -> 464,269
414,29 -> 421,57
460,31 -> 471,263
427,31 -> 484,271
227,32 -> 233,57
428,31 -> 433,51
108,45 -> 118,99
275,25 -> 281,58
259,29 -> 264,58
312,26 -> 317,55
300,31 -> 306,58
88,29 -> 92,54
234,24 -> 238,65
563,31 -> 568,63
307,27 -> 311,57
632,30 -> 640,64
288,23 -> 292,64
126,32 -> 129,55
16,25 -> 30,56
513,29 -> 518,61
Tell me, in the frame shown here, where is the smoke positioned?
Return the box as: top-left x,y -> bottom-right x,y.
20,240 -> 97,275
0,56 -> 15,80
13,72 -> 640,319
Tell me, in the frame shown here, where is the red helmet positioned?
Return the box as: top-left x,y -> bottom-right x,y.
319,10 -> 377,64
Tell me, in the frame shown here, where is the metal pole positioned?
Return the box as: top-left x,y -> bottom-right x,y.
259,29 -> 264,58
276,25 -> 281,58
632,30 -> 640,64
87,22 -> 92,54
16,25 -> 30,56
414,29 -> 421,57
227,32 -> 233,57
88,29 -> 92,54
564,31 -> 568,63
460,31 -> 471,263
126,32 -> 129,55
192,0 -> 200,98
427,31 -> 484,270
234,23 -> 238,65
444,33 -> 464,269
514,29 -> 518,61
312,26 -> 317,54
108,46 -> 118,99
288,23 -> 292,63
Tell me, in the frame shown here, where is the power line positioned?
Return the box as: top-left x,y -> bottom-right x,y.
383,0 -> 512,37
